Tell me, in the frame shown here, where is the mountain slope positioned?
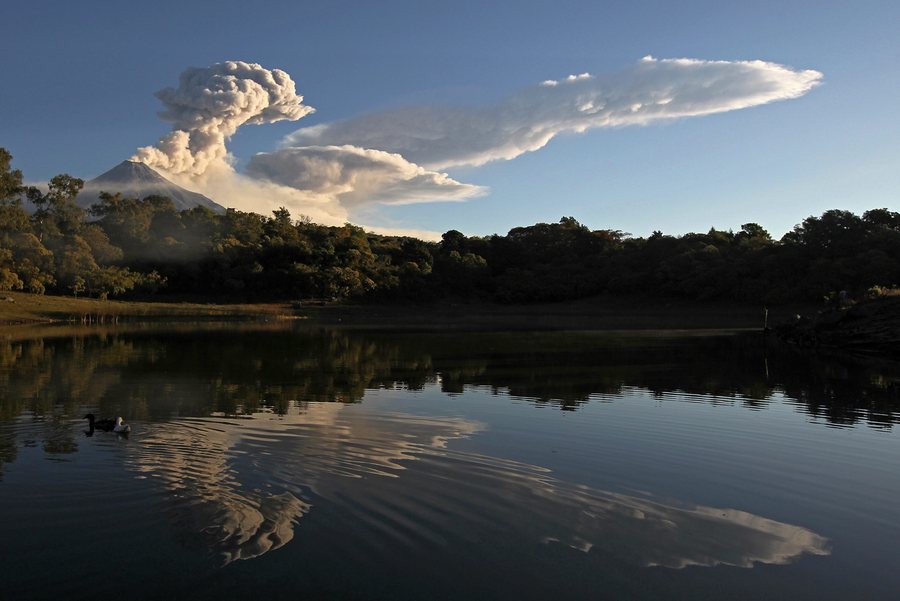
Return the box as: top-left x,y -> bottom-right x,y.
76,161 -> 225,213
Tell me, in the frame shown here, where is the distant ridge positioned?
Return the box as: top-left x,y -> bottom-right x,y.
76,160 -> 225,213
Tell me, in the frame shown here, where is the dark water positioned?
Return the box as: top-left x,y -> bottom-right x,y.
1,324 -> 899,600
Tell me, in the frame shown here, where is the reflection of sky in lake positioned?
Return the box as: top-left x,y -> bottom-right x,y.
122,403 -> 827,568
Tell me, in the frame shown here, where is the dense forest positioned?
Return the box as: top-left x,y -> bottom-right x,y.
2,148 -> 898,305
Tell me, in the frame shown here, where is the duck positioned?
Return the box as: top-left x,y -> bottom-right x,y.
84,413 -> 116,432
113,417 -> 132,434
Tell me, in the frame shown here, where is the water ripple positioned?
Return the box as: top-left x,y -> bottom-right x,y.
118,404 -> 828,569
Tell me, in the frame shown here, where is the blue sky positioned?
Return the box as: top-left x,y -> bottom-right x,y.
3,0 -> 898,238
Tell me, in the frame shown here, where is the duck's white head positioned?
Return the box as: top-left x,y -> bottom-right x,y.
116,417 -> 123,425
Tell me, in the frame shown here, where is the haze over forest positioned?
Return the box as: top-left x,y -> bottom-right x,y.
2,146 -> 898,305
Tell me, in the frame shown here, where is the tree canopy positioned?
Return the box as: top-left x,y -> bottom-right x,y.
1,147 -> 897,305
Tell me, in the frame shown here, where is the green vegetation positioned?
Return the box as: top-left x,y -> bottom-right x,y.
0,290 -> 297,325
2,148 -> 898,307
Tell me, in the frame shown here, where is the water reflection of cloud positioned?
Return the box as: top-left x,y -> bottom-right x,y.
126,414 -> 318,564
124,403 -> 828,568
533,489 -> 829,569
124,404 -> 483,564
347,445 -> 830,570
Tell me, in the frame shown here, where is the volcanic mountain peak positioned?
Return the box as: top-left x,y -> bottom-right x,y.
76,161 -> 225,213
93,160 -> 168,184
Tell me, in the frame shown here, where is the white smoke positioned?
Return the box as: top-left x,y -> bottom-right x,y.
163,163 -> 350,225
246,145 -> 486,208
284,56 -> 823,169
130,61 -> 477,235
133,61 -> 314,175
130,57 -> 821,238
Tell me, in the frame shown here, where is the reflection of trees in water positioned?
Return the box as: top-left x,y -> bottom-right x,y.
374,331 -> 900,428
0,328 -> 404,420
774,353 -> 900,428
0,432 -> 15,480
0,327 -> 849,569
0,336 -> 135,420
0,327 -> 897,437
40,412 -> 79,455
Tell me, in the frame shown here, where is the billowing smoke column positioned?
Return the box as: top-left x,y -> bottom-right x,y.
133,61 -> 314,176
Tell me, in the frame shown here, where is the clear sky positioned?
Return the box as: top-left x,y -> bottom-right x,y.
3,0 -> 898,239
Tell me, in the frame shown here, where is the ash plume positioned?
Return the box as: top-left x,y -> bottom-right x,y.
133,61 -> 314,175
126,56 -> 822,238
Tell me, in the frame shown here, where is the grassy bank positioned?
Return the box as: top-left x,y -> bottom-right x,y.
0,291 -> 809,331
0,291 -> 298,325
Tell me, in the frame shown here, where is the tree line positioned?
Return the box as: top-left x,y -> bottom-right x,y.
2,148 -> 898,304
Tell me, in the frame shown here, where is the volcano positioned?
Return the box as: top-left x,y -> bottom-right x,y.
76,161 -> 225,213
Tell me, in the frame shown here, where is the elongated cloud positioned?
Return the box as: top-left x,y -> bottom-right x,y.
246,145 -> 486,208
284,56 -> 823,169
133,61 -> 314,175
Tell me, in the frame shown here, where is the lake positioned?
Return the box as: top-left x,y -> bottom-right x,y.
1,324 -> 898,600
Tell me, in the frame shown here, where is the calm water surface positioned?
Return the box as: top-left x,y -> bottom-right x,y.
1,324 -> 898,600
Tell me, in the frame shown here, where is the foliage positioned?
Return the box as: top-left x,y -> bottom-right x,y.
1,147 -> 898,304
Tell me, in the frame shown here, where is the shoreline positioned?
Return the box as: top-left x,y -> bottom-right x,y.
0,291 -> 298,326
0,291 -> 809,332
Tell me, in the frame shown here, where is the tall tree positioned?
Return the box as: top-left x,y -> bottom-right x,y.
0,148 -> 23,204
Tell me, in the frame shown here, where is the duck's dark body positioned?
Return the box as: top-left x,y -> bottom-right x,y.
84,413 -> 117,432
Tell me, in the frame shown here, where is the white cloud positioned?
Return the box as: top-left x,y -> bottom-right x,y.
245,145 -> 486,208
130,57 -> 822,238
284,56 -> 823,170
131,61 -> 482,230
361,224 -> 444,241
163,163 -> 349,225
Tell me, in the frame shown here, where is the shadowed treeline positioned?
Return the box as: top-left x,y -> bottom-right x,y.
2,148 -> 899,305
